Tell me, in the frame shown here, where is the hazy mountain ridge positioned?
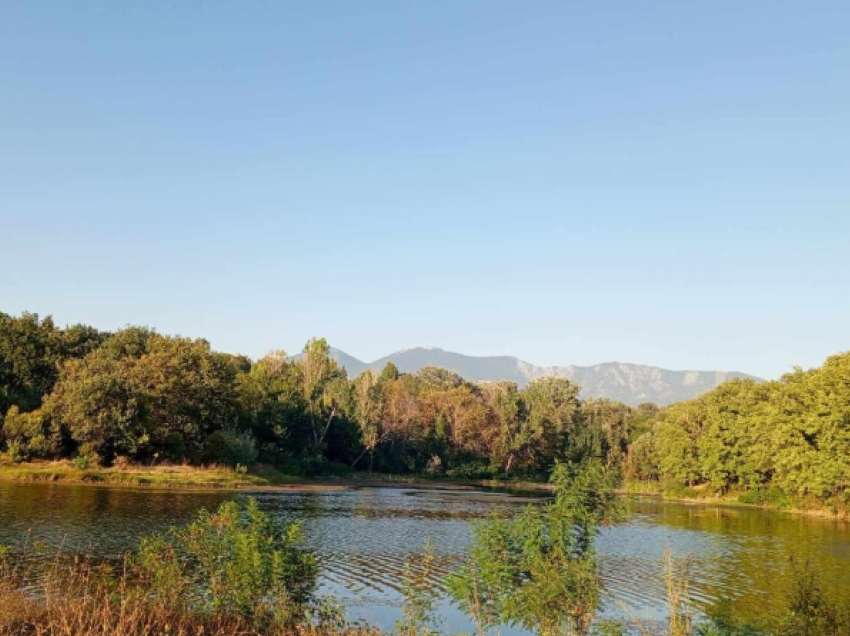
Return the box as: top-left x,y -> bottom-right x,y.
321,347 -> 759,406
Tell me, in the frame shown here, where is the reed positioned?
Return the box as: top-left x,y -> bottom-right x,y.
0,563 -> 379,636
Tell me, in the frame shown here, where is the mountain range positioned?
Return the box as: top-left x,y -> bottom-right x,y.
315,347 -> 759,406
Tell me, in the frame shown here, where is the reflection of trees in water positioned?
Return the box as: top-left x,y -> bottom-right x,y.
3,482 -> 850,630
626,499 -> 850,623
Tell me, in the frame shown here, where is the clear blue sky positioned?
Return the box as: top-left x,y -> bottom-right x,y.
2,1 -> 848,379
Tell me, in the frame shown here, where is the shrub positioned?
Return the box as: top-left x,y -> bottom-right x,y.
737,487 -> 791,509
202,430 -> 259,467
777,558 -> 850,636
448,460 -> 622,636
72,454 -> 92,469
276,455 -> 306,476
425,454 -> 443,476
446,461 -> 493,480
4,441 -> 26,464
737,489 -> 761,505
135,498 -> 317,627
666,485 -> 700,499
112,454 -> 131,469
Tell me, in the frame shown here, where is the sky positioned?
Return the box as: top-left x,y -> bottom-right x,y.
1,1 -> 848,379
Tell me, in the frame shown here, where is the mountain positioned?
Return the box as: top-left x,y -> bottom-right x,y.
319,347 -> 760,406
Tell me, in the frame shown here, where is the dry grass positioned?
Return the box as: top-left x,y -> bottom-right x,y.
0,557 -> 378,636
0,460 -> 296,490
663,548 -> 694,636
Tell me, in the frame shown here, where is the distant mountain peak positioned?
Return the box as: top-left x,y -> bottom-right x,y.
319,346 -> 760,406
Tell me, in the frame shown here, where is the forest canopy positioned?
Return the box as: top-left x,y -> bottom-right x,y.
2,310 -> 849,510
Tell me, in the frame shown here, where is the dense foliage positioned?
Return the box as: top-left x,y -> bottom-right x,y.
628,353 -> 850,510
448,460 -> 621,636
3,309 -> 849,511
0,311 -> 652,477
136,498 -> 317,626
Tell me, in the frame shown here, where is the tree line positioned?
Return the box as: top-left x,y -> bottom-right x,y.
627,351 -> 850,509
0,311 -> 656,476
3,310 -> 849,510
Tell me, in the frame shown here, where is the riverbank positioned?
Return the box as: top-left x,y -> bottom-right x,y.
2,463 -> 846,521
622,479 -> 850,521
0,460 -> 302,490
0,460 -> 526,493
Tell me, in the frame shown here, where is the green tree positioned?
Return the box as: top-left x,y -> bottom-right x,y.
295,338 -> 348,458
379,361 -> 400,382
237,351 -> 307,460
351,369 -> 385,469
46,349 -> 148,462
2,405 -> 57,459
0,312 -> 60,415
448,460 -> 621,636
520,377 -> 582,472
131,334 -> 241,461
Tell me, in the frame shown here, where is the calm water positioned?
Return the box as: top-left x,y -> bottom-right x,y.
1,482 -> 849,632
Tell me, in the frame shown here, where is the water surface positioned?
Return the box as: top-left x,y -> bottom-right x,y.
1,482 -> 848,631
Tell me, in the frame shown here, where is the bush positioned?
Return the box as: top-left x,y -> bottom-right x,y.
202,430 -> 259,467
737,487 -> 791,509
425,454 -> 443,476
666,485 -> 700,499
4,441 -> 26,464
135,498 -> 317,627
446,461 -> 494,480
448,461 -> 621,636
737,489 -> 761,505
276,455 -> 306,476
72,454 -> 92,469
112,454 -> 131,469
776,558 -> 850,636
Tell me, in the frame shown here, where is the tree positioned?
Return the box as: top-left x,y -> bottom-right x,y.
481,381 -> 525,474
295,338 -> 348,457
2,404 -> 57,459
131,334 -> 240,460
417,366 -> 464,392
579,398 -> 633,467
448,461 -> 621,636
46,349 -> 148,462
237,351 -> 307,459
379,361 -> 400,382
520,377 -> 582,472
0,312 -> 60,415
351,370 -> 385,469
419,384 -> 491,465
624,431 -> 659,481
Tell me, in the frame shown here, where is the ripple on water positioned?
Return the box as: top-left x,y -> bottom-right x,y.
2,483 -> 850,632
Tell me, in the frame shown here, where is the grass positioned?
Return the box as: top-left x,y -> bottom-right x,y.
0,459 -> 298,489
622,479 -> 850,520
0,459 -> 548,494
0,559 -> 378,636
0,499 -> 362,636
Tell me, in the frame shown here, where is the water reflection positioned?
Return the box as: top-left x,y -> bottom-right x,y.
1,483 -> 848,631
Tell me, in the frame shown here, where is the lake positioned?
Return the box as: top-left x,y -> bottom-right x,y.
1,481 -> 848,632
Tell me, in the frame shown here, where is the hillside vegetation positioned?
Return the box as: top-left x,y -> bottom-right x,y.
2,310 -> 849,513
0,311 -> 653,479
629,352 -> 850,512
